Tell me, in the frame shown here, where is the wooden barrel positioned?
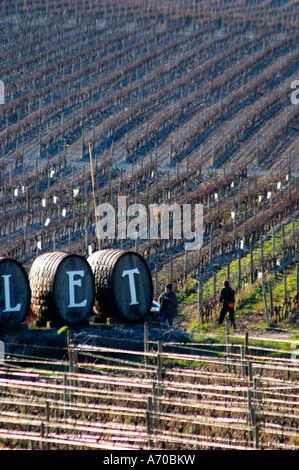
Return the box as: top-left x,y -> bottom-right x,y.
87,249 -> 153,321
0,257 -> 31,329
29,252 -> 95,325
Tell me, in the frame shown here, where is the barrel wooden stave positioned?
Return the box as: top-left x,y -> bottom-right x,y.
29,252 -> 95,324
29,252 -> 65,322
88,249 -> 153,321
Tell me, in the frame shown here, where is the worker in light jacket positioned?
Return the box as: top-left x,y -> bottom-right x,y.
159,284 -> 178,327
218,280 -> 236,330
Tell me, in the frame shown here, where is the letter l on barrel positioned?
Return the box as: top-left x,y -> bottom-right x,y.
1,275 -> 21,312
66,271 -> 88,308
122,268 -> 140,305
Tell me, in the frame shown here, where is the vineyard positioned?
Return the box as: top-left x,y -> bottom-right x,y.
0,0 -> 298,270
0,0 -> 299,452
0,332 -> 299,450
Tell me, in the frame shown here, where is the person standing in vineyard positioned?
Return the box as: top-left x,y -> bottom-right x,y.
159,284 -> 178,326
217,280 -> 236,330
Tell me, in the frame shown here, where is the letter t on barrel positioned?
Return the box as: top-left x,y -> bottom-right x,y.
122,268 -> 140,305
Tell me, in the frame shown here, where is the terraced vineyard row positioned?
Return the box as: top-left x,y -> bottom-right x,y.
0,337 -> 299,450
0,0 -> 298,317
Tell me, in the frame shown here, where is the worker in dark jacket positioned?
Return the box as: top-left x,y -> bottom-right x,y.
159,284 -> 178,326
218,280 -> 236,329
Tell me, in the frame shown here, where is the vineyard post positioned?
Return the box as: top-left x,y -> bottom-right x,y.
157,340 -> 163,387
250,244 -> 254,284
213,272 -> 217,301
262,279 -> 270,327
197,247 -> 203,322
225,318 -> 230,361
260,237 -> 264,275
60,107 -> 65,143
26,186 -> 30,215
247,388 -> 256,447
226,263 -> 230,282
268,280 -> 273,314
292,218 -> 295,242
134,181 -> 138,204
67,330 -> 74,404
125,133 -> 128,161
36,234 -> 40,257
81,128 -> 84,159
254,420 -> 259,450
89,142 -> 101,249
248,365 -> 258,449
179,125 -> 182,152
210,223 -> 213,262
238,246 -> 241,291
144,322 -> 149,368
45,401 -> 50,450
222,218 -> 225,256
53,230 -> 56,251
63,373 -> 68,422
244,332 -> 249,357
11,187 -> 14,213
40,422 -> 45,451
233,217 -> 236,246
59,174 -> 62,221
85,216 -> 88,257
197,277 -> 203,323
146,396 -> 153,449
238,184 -> 241,214
110,169 -> 113,204
212,136 -> 215,166
241,345 -> 247,398
23,218 -> 28,256
283,270 -> 287,305
248,361 -> 253,387
152,382 -> 157,430
184,250 -> 188,280
68,227 -> 72,252
253,377 -> 258,418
